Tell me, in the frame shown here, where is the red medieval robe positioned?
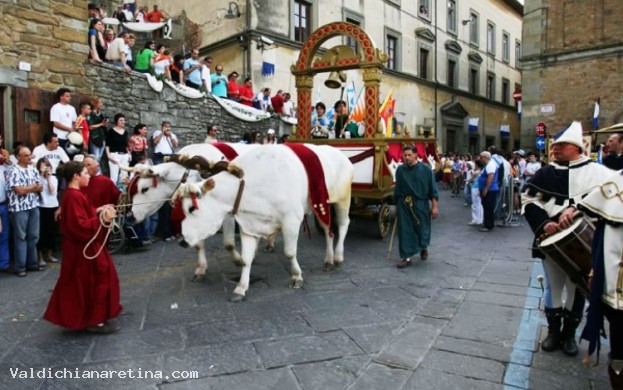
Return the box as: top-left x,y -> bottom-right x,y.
43,188 -> 122,330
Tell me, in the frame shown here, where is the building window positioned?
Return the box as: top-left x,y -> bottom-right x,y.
447,0 -> 457,34
501,78 -> 510,105
469,67 -> 479,94
515,40 -> 521,68
486,73 -> 495,100
385,31 -> 400,70
419,47 -> 430,79
293,0 -> 311,43
502,32 -> 510,63
469,12 -> 479,46
418,0 -> 430,19
487,22 -> 495,55
447,58 -> 457,88
344,12 -> 363,54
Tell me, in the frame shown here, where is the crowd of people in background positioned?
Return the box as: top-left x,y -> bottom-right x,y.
0,82 -> 292,278
86,3 -> 298,119
435,147 -> 549,232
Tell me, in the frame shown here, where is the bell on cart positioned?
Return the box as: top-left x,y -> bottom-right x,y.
324,71 -> 347,89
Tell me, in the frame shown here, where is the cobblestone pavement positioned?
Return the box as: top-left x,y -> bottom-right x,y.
0,190 -> 612,389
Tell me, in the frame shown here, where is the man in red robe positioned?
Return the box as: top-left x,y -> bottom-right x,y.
83,155 -> 121,207
44,161 -> 122,333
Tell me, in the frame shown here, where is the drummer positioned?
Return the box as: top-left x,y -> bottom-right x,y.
578,170 -> 623,389
522,121 -> 613,357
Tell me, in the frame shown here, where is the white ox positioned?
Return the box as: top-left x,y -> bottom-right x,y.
174,144 -> 353,301
129,143 -> 260,277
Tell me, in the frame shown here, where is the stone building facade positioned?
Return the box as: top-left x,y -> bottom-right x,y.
145,0 -> 522,154
521,0 -> 623,149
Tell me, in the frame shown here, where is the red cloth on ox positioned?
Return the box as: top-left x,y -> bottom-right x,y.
44,188 -> 122,330
284,143 -> 332,229
212,142 -> 238,161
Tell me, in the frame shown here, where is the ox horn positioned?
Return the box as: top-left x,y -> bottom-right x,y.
119,165 -> 135,172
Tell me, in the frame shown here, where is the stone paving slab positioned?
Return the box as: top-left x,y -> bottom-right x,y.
40,355 -> 163,390
89,325 -> 184,362
420,349 -> 506,383
434,335 -> 519,364
477,259 -> 533,287
162,342 -> 261,377
254,330 -> 364,369
404,367 -> 505,390
442,300 -> 525,347
344,362 -> 412,390
184,313 -> 313,345
160,367 -> 300,390
374,316 -> 447,370
291,356 -> 371,390
342,321 -> 402,354
465,289 -> 540,309
301,305 -> 387,332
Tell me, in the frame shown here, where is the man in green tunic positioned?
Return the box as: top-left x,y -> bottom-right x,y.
395,146 -> 439,268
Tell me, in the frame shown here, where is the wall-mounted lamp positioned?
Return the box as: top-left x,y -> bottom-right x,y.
225,2 -> 241,19
461,17 -> 473,25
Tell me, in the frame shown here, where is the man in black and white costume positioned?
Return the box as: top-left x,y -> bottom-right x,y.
522,121 -> 614,356
578,170 -> 623,389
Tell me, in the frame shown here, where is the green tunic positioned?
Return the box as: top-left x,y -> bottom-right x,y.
394,162 -> 439,259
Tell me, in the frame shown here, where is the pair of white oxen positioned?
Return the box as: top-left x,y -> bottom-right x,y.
128,143 -> 354,302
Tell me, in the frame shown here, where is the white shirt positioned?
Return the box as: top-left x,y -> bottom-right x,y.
50,103 -> 77,140
201,65 -> 212,92
135,11 -> 145,22
32,144 -> 69,172
153,58 -> 171,76
524,161 -> 541,177
39,173 -> 59,208
283,100 -> 294,117
122,9 -> 133,21
152,130 -> 178,155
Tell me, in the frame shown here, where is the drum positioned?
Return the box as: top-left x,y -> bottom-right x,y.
538,217 -> 594,298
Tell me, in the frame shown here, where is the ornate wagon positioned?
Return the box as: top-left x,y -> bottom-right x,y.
290,22 -> 437,238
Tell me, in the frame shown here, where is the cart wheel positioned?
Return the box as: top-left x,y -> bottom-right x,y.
107,225 -> 125,254
377,202 -> 392,239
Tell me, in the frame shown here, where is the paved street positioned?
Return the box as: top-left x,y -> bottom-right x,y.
0,189 -> 613,390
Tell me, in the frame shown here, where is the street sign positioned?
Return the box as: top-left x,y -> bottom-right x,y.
536,136 -> 546,150
539,104 -> 556,115
536,122 -> 546,137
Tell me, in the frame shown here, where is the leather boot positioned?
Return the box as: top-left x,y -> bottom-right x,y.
542,307 -> 563,352
561,308 -> 582,356
609,356 -> 623,390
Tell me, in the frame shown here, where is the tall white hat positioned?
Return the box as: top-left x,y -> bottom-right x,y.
551,121 -> 584,151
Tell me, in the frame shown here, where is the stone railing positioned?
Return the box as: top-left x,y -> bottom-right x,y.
86,63 -> 291,144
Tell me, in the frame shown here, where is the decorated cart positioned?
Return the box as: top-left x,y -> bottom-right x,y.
290,22 -> 438,238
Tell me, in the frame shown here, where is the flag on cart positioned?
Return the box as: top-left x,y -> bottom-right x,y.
379,91 -> 395,137
593,98 -> 600,129
345,81 -> 357,114
348,87 -> 366,123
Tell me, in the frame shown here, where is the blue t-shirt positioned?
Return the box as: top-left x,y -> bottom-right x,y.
183,58 -> 201,85
478,160 -> 500,192
211,73 -> 228,97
